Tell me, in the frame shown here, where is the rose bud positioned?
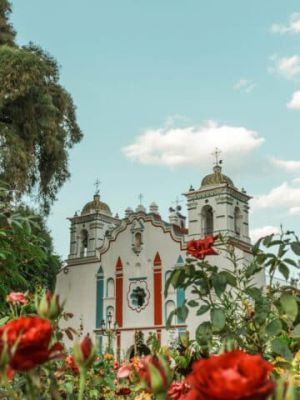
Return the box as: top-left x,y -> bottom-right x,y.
138,355 -> 173,396
6,292 -> 28,305
73,334 -> 97,370
36,290 -> 63,320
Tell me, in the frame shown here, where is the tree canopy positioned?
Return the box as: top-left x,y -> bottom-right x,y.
0,1 -> 82,213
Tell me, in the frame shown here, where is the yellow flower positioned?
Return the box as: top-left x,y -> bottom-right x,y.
104,352 -> 114,361
134,391 -> 152,400
131,356 -> 140,369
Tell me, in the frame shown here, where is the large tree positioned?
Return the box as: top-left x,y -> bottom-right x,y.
0,186 -> 61,311
0,0 -> 82,213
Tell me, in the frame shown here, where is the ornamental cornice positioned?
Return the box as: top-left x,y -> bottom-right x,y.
98,212 -> 186,259
184,185 -> 251,203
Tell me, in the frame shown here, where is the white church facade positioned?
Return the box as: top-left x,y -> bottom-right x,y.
56,164 -> 264,355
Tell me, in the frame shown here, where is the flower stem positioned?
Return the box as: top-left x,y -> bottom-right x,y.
25,374 -> 36,400
78,369 -> 87,400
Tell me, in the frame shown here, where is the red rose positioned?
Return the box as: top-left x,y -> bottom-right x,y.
168,381 -> 191,400
6,292 -> 28,305
186,350 -> 275,400
0,316 -> 63,371
187,236 -> 218,260
65,355 -> 79,374
73,334 -> 96,369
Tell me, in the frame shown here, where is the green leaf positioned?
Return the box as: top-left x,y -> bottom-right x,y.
0,316 -> 9,326
177,305 -> 189,322
245,287 -> 262,301
280,294 -> 298,322
283,258 -> 298,268
271,338 -> 293,361
196,321 -> 212,344
187,300 -> 198,308
291,241 -> 300,256
212,273 -> 227,297
211,308 -> 225,331
266,319 -> 282,336
220,271 -> 237,287
292,324 -> 300,338
278,262 -> 290,281
196,304 -> 210,316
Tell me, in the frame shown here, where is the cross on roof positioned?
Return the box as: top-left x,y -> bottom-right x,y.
94,178 -> 101,195
211,147 -> 222,166
138,193 -> 144,205
172,196 -> 183,208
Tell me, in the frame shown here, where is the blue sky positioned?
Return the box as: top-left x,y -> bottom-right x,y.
11,0 -> 300,259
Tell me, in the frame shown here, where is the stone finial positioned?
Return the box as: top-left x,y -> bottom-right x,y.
149,202 -> 159,214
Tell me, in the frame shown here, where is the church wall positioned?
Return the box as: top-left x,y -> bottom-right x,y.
56,261 -> 99,344
100,218 -> 186,351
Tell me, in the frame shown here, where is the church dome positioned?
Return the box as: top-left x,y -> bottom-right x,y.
81,194 -> 112,216
201,165 -> 234,188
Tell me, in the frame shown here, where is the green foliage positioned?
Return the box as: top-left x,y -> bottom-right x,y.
0,0 -> 15,46
0,187 -> 61,311
166,232 -> 300,361
0,2 -> 82,213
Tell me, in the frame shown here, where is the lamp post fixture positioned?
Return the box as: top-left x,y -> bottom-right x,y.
98,311 -> 119,355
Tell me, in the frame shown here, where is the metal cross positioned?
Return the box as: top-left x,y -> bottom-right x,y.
138,193 -> 144,205
172,196 -> 183,208
211,147 -> 222,166
94,178 -> 101,195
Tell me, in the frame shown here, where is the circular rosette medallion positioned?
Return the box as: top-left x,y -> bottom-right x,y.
127,280 -> 150,312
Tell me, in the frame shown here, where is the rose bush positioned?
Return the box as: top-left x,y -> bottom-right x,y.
0,315 -> 63,371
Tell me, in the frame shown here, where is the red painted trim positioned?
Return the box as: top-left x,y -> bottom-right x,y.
153,251 -> 162,266
154,265 -> 162,326
115,257 -> 123,327
116,331 -> 121,361
116,256 -> 123,271
156,328 -> 161,343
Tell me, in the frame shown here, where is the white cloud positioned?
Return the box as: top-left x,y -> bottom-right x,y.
275,55 -> 300,80
271,158 -> 300,172
289,207 -> 300,216
233,78 -> 256,93
287,90 -> 300,109
122,120 -> 265,168
271,13 -> 300,35
252,182 -> 300,213
250,226 -> 280,243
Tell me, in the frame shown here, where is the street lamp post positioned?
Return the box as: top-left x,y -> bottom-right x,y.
98,311 -> 119,355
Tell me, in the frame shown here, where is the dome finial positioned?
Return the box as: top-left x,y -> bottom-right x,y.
94,178 -> 101,196
211,147 -> 223,170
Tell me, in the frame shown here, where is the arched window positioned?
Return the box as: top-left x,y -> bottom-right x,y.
202,205 -> 214,236
80,229 -> 89,257
165,300 -> 176,324
234,207 -> 242,236
165,270 -> 174,296
135,232 -> 142,247
106,278 -> 115,298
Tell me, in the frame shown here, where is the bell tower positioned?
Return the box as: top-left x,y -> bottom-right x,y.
184,152 -> 251,245
68,191 -> 119,261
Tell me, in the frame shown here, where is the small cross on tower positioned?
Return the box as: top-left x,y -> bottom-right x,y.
94,178 -> 101,195
211,147 -> 223,167
138,193 -> 144,205
172,196 -> 183,210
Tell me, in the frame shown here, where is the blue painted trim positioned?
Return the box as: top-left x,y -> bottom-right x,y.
176,255 -> 184,266
176,287 -> 186,323
96,266 -> 104,329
